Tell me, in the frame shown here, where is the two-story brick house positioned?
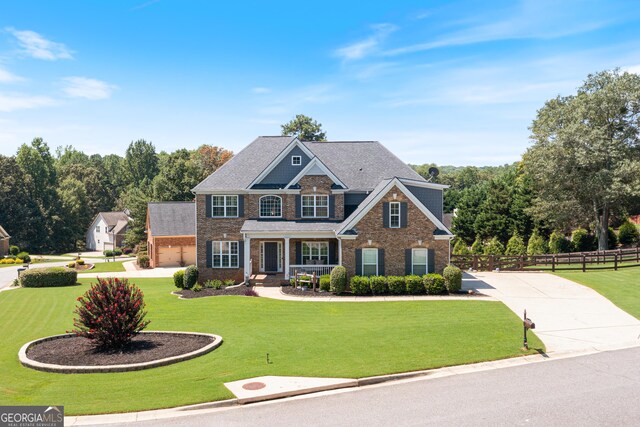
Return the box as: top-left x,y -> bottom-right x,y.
193,136 -> 453,284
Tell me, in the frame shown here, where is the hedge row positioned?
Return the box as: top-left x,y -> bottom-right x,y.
349,265 -> 462,296
20,267 -> 78,288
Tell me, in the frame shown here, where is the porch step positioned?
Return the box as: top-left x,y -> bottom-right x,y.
251,274 -> 286,287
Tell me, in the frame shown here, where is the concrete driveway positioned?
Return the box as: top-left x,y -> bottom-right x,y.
465,272 -> 640,354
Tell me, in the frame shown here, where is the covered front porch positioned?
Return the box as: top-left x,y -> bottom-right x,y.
241,220 -> 342,280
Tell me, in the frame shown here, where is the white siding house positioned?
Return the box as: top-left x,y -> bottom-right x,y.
85,212 -> 131,251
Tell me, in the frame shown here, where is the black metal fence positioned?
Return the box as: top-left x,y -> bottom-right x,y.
450,246 -> 640,272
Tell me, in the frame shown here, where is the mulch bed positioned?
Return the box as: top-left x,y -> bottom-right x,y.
281,286 -> 487,298
177,286 -> 251,299
27,333 -> 214,366
73,264 -> 94,271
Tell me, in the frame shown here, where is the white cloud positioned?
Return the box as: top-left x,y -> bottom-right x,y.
0,67 -> 24,83
334,23 -> 397,61
0,92 -> 57,112
6,28 -> 74,60
61,77 -> 117,100
251,87 -> 271,94
623,64 -> 640,74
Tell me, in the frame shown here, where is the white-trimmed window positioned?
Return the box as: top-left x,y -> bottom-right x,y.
291,155 -> 302,166
362,248 -> 378,276
259,195 -> 282,217
96,225 -> 100,233
302,242 -> 329,265
211,195 -> 238,217
212,241 -> 239,268
412,249 -> 428,276
390,202 -> 400,228
302,195 -> 329,218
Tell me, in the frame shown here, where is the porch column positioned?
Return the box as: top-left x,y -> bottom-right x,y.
284,237 -> 290,280
338,238 -> 342,266
244,236 -> 251,281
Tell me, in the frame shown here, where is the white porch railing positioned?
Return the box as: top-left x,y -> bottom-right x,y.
289,264 -> 338,277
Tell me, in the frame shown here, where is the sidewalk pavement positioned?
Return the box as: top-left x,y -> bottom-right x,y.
467,272 -> 640,353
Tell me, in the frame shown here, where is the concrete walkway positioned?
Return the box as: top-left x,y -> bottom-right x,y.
466,272 -> 640,353
255,286 -> 496,302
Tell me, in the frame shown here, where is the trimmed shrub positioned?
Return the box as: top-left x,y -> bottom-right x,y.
548,231 -> 570,254
607,227 -> 618,249
423,273 -> 446,295
204,279 -> 223,289
452,240 -> 471,255
505,233 -> 526,256
104,250 -> 114,257
319,274 -> 331,292
14,258 -> 24,264
224,279 -> 235,287
330,266 -> 347,294
572,228 -> 595,252
192,283 -> 203,292
244,289 -> 259,297
9,245 -> 19,256
20,267 -> 77,288
70,277 -> 150,349
618,221 -> 640,246
67,261 -> 76,268
483,237 -> 504,255
173,270 -> 185,288
369,276 -> 388,295
350,276 -> 371,295
16,252 -> 30,263
443,265 -> 462,293
183,265 -> 198,290
470,237 -> 484,255
527,230 -> 547,255
76,259 -> 85,265
137,252 -> 150,268
405,275 -> 424,294
387,276 -> 406,295
113,248 -> 123,256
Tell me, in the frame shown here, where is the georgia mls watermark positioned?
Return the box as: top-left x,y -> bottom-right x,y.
0,406 -> 64,427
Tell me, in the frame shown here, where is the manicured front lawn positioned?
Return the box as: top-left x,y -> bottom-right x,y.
86,261 -> 126,273
555,268 -> 640,319
0,278 -> 543,415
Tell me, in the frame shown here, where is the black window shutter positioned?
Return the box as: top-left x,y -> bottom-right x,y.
206,241 -> 212,268
428,249 -> 435,273
238,195 -> 244,217
405,249 -> 412,275
295,195 -> 302,218
238,240 -> 244,268
355,248 -> 362,275
329,240 -> 337,264
382,202 -> 390,228
400,202 -> 408,228
378,248 -> 385,276
329,195 -> 335,218
205,195 -> 212,218
295,241 -> 302,264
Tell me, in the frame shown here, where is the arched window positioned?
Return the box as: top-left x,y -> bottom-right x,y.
260,195 -> 282,217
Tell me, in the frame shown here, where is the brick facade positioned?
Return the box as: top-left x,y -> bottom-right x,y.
340,185 -> 449,277
148,235 -> 196,268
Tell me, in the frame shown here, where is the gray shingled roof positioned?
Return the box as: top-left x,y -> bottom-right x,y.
100,211 -> 130,228
148,202 -> 195,236
192,136 -> 426,192
0,225 -> 9,239
192,136 -> 295,192
241,220 -> 339,233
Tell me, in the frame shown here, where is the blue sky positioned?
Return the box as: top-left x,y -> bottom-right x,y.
1,0 -> 640,165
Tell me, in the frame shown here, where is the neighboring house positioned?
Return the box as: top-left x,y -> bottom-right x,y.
85,212 -> 131,251
0,225 -> 10,256
192,136 -> 454,284
146,202 -> 196,268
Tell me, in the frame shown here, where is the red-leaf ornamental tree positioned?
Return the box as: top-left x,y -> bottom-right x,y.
71,278 -> 150,350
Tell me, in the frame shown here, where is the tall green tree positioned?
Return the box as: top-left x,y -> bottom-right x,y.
124,139 -> 159,186
525,69 -> 640,250
152,149 -> 200,201
281,114 -> 327,141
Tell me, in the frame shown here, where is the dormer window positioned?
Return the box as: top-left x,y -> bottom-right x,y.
291,155 -> 301,166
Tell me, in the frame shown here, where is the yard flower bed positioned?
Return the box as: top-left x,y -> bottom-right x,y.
0,277 -> 543,415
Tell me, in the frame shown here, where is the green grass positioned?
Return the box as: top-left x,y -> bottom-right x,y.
0,278 -> 543,415
0,259 -> 67,268
555,268 -> 640,319
86,261 -> 126,273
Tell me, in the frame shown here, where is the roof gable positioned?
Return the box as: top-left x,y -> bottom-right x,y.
253,144 -> 311,188
285,157 -> 347,190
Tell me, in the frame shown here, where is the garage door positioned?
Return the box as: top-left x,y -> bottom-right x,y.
182,246 -> 196,266
158,247 -> 182,267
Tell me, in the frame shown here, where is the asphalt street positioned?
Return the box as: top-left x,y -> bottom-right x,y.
0,258 -> 110,290
92,347 -> 640,427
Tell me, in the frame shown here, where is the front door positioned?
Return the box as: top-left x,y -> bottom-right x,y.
264,242 -> 279,273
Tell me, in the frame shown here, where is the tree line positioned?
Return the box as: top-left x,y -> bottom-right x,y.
0,138 -> 232,253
